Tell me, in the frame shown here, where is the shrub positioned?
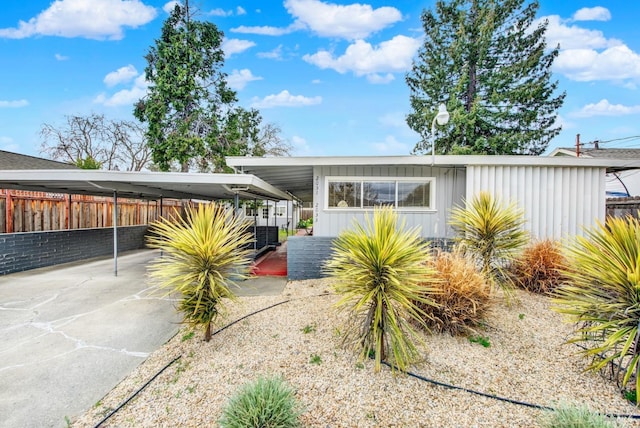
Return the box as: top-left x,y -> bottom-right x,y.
147,203 -> 253,341
218,376 -> 302,428
324,206 -> 438,372
510,239 -> 567,294
449,191 -> 528,292
539,403 -> 620,428
416,250 -> 492,336
553,215 -> 640,394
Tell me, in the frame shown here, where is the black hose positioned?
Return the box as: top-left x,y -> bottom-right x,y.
92,292 -> 640,425
91,298 -> 297,427
381,361 -> 640,420
93,355 -> 182,428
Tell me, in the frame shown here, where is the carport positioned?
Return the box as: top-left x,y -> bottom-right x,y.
0,169 -> 291,275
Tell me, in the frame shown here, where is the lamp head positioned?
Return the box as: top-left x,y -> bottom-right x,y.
435,103 -> 449,126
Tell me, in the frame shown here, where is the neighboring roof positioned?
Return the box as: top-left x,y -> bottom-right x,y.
227,155 -> 640,202
0,170 -> 291,201
550,147 -> 640,160
0,150 -> 78,170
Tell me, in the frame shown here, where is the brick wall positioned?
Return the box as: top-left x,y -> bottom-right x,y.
0,225 -> 148,275
252,226 -> 279,250
287,236 -> 455,280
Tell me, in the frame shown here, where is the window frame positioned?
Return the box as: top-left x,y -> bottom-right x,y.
325,176 -> 436,211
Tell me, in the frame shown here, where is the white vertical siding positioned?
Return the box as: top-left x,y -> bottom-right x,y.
466,165 -> 606,239
313,165 -> 466,238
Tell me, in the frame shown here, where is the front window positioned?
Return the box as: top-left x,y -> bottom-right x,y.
328,181 -> 361,208
262,208 -> 269,219
327,177 -> 434,210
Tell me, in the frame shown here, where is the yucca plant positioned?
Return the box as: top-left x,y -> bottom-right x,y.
147,203 -> 253,341
510,239 -> 567,294
218,376 -> 302,428
553,215 -> 640,396
417,250 -> 492,336
449,191 -> 528,292
324,206 -> 438,372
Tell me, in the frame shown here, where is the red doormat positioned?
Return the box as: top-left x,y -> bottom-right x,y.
251,243 -> 287,276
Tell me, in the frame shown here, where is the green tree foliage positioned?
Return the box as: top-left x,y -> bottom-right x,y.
134,2 -> 235,172
553,215 -> 640,396
135,3 -> 290,172
406,0 -> 565,155
146,203 -> 253,341
324,207 -> 437,372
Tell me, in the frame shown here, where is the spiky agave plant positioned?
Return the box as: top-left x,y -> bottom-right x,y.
147,203 -> 253,341
449,191 -> 528,292
324,206 -> 437,372
553,215 -> 640,396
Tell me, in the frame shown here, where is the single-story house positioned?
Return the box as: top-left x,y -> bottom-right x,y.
2,151 -> 639,279
226,155 -> 640,279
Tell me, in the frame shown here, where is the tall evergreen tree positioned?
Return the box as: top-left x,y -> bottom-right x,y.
406,0 -> 565,155
134,2 -> 236,171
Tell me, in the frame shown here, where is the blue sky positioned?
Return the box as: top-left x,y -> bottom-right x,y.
2,0 -> 640,159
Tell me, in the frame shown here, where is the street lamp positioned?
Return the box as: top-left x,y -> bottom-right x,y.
431,103 -> 449,165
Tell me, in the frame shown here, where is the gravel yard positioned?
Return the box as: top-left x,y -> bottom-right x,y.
73,279 -> 640,427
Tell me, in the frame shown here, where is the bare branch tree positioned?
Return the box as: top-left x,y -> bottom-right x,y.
40,114 -> 153,171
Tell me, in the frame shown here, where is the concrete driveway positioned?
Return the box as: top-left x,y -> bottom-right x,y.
0,250 -> 181,428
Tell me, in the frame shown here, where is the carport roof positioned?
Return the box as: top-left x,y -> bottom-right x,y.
0,169 -> 291,201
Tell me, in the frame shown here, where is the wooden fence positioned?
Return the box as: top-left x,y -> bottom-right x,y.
0,189 -> 184,233
606,196 -> 640,220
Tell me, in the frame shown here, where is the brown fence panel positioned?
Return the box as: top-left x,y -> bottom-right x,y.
0,189 -> 185,233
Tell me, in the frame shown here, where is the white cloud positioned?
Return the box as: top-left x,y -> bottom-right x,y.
572,6 -> 611,22
231,24 -> 300,36
367,73 -> 394,84
303,35 -> 421,81
311,79 -> 321,84
541,15 -> 618,50
372,135 -> 409,154
163,1 -> 179,14
284,0 -> 402,40
0,99 -> 29,108
227,69 -> 262,90
291,135 -> 311,154
95,74 -> 148,107
222,38 -> 256,56
103,64 -> 138,87
378,112 -> 405,129
538,14 -> 640,83
0,138 -> 19,152
0,0 -> 157,40
571,99 -> 640,118
555,45 -> 640,81
209,8 -> 233,17
236,6 -> 247,16
257,45 -> 283,60
251,90 -> 321,108
55,53 -> 69,61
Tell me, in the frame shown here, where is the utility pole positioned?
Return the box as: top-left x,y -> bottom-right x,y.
575,134 -> 581,157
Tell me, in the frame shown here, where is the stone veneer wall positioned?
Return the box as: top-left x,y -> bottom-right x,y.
287,236 -> 453,280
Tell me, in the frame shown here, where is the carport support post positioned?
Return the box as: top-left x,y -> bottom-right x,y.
234,193 -> 239,217
253,198 -> 257,251
113,190 -> 118,276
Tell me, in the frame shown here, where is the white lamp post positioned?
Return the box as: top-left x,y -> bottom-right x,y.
431,103 -> 450,165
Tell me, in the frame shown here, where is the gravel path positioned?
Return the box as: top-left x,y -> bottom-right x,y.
73,279 -> 640,427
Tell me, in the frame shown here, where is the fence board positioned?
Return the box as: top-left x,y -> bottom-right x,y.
0,189 -> 184,233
